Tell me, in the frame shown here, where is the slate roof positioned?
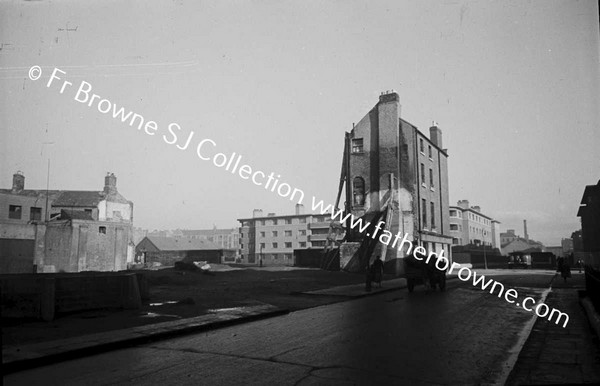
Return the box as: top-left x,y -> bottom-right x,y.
60,209 -> 95,221
144,236 -> 220,251
52,190 -> 130,207
0,189 -> 61,198
52,191 -> 105,207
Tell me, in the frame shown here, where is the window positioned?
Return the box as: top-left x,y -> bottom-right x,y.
30,207 -> 42,221
272,231 -> 278,237
272,242 -> 278,248
419,138 -> 424,153
99,226 -> 107,234
285,242 -> 292,248
453,238 -> 459,245
450,224 -> 459,231
428,145 -> 432,159
299,242 -> 306,248
449,210 -> 457,217
260,243 -> 265,249
285,230 -> 292,237
260,220 -> 265,226
351,138 -> 364,153
8,205 -> 22,219
429,168 -> 434,188
299,230 -> 307,236
272,219 -> 278,225
353,177 -> 365,206
420,163 -> 425,184
285,219 -> 292,224
422,199 -> 427,228
112,210 -> 122,219
260,231 -> 265,237
431,202 -> 435,228
285,254 -> 292,260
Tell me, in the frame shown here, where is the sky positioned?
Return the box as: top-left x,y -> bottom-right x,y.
1,0 -> 598,246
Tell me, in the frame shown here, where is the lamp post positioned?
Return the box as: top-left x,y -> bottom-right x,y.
259,244 -> 263,267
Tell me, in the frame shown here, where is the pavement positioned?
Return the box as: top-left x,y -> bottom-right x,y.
4,269 -> 600,385
506,272 -> 600,385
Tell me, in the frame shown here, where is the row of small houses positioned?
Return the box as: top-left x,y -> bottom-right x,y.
134,236 -> 238,266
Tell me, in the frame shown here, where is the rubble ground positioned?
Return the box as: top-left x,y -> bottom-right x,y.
2,266 -> 371,346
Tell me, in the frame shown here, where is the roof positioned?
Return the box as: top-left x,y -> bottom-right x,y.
181,228 -> 238,237
580,180 -> 600,205
52,190 -> 130,207
52,191 -> 105,207
60,209 -> 94,221
578,180 -> 600,217
0,189 -> 61,198
143,236 -> 220,251
238,212 -> 333,222
449,205 -> 496,221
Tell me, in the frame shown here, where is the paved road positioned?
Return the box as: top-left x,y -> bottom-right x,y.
5,272 -> 557,385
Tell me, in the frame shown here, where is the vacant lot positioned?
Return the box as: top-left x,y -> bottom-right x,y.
3,266 -> 368,346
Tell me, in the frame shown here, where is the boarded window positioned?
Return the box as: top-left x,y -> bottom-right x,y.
30,207 -> 42,221
353,177 -> 365,206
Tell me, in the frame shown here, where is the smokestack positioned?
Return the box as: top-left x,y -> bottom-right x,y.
523,219 -> 529,241
295,203 -> 304,215
429,121 -> 443,148
12,171 -> 25,193
104,172 -> 117,195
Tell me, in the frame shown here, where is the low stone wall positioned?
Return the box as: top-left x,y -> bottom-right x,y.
0,271 -> 142,321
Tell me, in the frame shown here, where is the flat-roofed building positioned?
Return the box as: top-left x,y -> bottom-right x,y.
449,200 -> 501,248
238,205 -> 342,266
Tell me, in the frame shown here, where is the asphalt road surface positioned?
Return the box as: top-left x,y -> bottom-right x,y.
5,271 -> 558,385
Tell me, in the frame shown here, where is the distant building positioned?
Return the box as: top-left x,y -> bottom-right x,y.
546,246 -> 565,258
500,229 -> 519,246
561,238 -> 574,255
448,200 -> 501,248
0,171 -> 133,273
135,236 -> 232,266
181,227 -> 240,251
238,204 -> 342,266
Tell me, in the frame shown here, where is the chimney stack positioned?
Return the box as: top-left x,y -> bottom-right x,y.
430,122 -> 443,149
252,209 -> 263,218
295,203 -> 304,215
523,220 -> 529,241
12,171 -> 25,193
104,172 -> 117,195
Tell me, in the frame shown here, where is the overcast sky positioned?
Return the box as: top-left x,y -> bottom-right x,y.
1,0 -> 598,246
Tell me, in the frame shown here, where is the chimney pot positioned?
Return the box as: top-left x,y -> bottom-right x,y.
430,124 -> 443,148
104,173 -> 117,194
12,171 -> 25,193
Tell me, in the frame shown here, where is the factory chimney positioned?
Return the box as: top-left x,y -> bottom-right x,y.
523,219 -> 529,242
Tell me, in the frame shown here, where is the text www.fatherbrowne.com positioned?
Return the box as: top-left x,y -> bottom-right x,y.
32,66 -> 569,328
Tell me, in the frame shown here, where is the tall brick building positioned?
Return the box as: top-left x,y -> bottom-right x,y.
341,91 -> 452,272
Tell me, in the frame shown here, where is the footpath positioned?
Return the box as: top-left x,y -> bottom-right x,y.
506,273 -> 600,385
